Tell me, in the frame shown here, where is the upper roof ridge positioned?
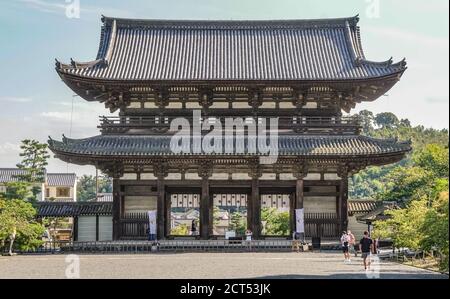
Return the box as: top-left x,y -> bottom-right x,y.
100,15 -> 360,29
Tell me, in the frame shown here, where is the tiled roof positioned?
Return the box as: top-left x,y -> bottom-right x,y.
48,134 -> 411,157
348,200 -> 380,214
56,16 -> 406,81
36,202 -> 112,217
356,202 -> 399,222
46,173 -> 77,186
0,168 -> 46,183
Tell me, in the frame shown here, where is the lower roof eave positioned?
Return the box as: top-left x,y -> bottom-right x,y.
50,150 -> 409,167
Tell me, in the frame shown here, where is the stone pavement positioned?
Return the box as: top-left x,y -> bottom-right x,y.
0,252 -> 447,279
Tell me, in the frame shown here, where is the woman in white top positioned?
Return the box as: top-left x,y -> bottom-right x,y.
245,229 -> 253,251
340,231 -> 350,262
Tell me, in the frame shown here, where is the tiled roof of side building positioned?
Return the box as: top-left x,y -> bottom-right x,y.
36,202 -> 112,217
348,200 -> 380,215
46,173 -> 77,186
0,168 -> 46,183
56,15 -> 406,81
48,134 -> 412,157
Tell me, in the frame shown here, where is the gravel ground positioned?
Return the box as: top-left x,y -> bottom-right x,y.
0,252 -> 447,279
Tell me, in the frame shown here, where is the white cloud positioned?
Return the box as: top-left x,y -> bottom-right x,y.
364,26 -> 449,51
359,24 -> 449,129
0,96 -> 33,103
18,0 -> 66,14
40,111 -> 75,120
389,0 -> 449,13
18,0 -> 135,18
0,142 -> 21,155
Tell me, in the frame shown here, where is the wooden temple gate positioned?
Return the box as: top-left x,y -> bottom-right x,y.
48,16 -> 411,242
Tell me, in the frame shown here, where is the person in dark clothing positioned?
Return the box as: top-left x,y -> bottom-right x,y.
191,219 -> 197,236
359,231 -> 374,270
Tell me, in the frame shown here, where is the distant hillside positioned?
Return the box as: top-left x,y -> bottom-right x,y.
349,110 -> 449,199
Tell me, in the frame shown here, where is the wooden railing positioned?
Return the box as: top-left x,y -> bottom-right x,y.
99,115 -> 361,135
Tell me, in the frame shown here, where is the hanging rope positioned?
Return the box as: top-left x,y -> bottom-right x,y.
66,95 -> 76,173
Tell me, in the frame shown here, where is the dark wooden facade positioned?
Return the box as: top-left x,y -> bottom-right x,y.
49,16 -> 410,240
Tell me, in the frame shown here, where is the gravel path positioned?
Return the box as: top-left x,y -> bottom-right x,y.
0,252 -> 446,279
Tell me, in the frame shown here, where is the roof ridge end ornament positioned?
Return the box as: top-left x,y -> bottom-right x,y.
350,14 -> 360,26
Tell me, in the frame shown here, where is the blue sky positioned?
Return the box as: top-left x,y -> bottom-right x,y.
0,0 -> 448,175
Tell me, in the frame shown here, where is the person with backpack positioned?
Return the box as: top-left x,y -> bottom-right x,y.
359,231 -> 374,270
340,231 -> 350,263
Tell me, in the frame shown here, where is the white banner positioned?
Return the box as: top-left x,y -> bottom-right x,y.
295,208 -> 305,233
147,210 -> 157,235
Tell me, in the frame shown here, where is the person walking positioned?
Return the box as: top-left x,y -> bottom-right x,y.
347,230 -> 357,258
359,231 -> 374,270
340,231 -> 350,263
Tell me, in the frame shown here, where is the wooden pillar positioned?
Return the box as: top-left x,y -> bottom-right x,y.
251,177 -> 261,239
165,191 -> 171,237
247,187 -> 254,234
296,178 -> 304,209
73,216 -> 78,241
156,176 -> 165,240
338,167 -> 349,233
293,160 -> 306,238
112,178 -> 121,240
294,178 -> 304,237
95,215 -> 99,241
200,176 -> 210,239
153,162 -> 168,240
199,161 -> 212,239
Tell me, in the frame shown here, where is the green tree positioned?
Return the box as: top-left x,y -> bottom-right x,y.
414,144 -> 449,178
76,175 -> 97,202
16,139 -> 49,182
229,212 -> 246,235
14,139 -> 50,202
374,112 -> 399,129
0,198 -> 45,255
2,182 -> 33,201
421,192 -> 449,271
77,174 -> 113,201
372,199 -> 428,250
358,109 -> 375,135
349,111 -> 449,199
98,174 -> 113,193
261,208 -> 290,236
171,223 -> 189,235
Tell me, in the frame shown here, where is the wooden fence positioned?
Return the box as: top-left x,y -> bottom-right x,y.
304,213 -> 340,238
119,212 -> 339,239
